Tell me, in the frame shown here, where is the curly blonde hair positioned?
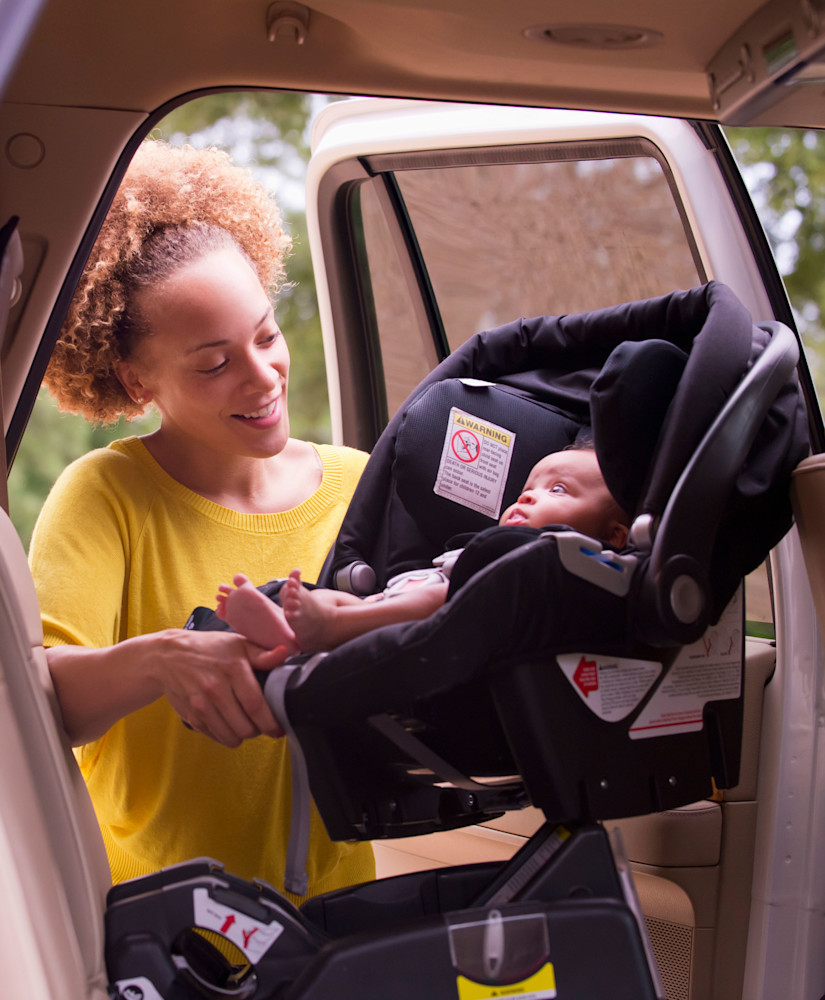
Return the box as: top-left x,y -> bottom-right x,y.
44,140 -> 292,424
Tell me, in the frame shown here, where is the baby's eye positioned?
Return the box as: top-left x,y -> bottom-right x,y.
549,484 -> 567,494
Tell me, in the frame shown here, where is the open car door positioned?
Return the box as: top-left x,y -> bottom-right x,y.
304,98 -> 825,1000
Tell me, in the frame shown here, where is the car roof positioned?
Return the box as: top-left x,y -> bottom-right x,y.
5,0 -> 825,128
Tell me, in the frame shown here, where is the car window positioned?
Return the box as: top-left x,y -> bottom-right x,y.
348,136 -> 781,635
353,141 -> 702,416
746,561 -> 774,638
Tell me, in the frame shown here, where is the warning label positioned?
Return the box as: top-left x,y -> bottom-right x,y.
456,963 -> 557,999
434,408 -> 515,518
629,589 -> 743,740
558,653 -> 662,722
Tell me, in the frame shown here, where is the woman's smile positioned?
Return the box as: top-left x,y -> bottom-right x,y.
233,397 -> 282,425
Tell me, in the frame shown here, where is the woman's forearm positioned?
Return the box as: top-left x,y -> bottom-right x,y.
46,633 -> 166,746
47,628 -> 285,748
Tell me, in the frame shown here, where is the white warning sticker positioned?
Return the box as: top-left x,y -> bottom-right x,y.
558,653 -> 662,721
192,887 -> 284,962
433,408 -> 515,518
629,589 -> 743,740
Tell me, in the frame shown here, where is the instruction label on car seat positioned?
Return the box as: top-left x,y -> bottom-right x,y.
434,407 -> 515,518
192,887 -> 284,962
628,589 -> 743,739
557,653 -> 662,721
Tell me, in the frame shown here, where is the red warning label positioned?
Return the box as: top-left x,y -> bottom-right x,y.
452,428 -> 480,463
573,656 -> 599,697
558,653 -> 661,722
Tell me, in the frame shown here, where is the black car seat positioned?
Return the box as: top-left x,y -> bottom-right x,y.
104,282 -> 808,1000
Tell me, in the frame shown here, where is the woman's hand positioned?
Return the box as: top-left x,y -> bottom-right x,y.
150,629 -> 289,746
47,629 -> 290,748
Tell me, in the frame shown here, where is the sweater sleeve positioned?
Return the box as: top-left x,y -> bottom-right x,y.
29,448 -> 136,649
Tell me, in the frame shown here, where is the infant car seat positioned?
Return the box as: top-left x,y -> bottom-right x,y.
105,282 -> 808,1000
274,281 -> 806,843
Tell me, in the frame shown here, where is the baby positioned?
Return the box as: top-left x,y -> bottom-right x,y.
216,447 -> 629,654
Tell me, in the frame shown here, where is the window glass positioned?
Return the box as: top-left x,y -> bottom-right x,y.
356,146 -> 701,416
396,155 -> 700,349
355,183 -> 440,417
746,562 -> 775,638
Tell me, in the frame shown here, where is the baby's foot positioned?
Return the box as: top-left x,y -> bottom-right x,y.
216,573 -> 299,653
282,570 -> 337,653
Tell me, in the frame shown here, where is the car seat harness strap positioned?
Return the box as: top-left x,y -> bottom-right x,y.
264,656 -> 328,897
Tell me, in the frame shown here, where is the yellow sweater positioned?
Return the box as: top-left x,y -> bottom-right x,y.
29,437 -> 374,903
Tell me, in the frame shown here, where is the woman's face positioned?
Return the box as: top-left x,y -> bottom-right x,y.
122,247 -> 291,462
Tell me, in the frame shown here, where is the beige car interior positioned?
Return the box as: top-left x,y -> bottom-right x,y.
3,0 -> 825,997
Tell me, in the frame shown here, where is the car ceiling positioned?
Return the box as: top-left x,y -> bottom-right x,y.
4,0 -> 825,129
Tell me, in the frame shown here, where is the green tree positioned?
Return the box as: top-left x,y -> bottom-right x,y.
8,390 -> 160,550
725,126 -> 825,400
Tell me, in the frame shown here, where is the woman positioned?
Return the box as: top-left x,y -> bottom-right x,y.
28,140 -> 375,902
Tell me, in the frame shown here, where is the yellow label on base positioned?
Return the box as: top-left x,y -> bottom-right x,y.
456,963 -> 557,1000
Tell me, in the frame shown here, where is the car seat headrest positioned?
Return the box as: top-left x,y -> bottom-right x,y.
590,339 -> 688,518
394,378 -> 581,545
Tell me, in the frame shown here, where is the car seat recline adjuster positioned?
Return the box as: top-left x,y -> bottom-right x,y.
553,530 -> 638,597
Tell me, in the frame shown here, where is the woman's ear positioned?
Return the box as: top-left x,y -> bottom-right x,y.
115,360 -> 153,406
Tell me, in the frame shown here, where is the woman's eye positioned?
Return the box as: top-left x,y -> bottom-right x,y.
197,359 -> 228,375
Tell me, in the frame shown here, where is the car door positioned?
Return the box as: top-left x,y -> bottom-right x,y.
304,98 -> 825,1000
0,223 -> 111,999
0,5 -> 114,996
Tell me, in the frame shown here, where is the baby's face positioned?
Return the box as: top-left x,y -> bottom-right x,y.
499,449 -> 620,541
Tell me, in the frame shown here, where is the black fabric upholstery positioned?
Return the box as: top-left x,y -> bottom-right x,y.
590,339 -> 688,518
393,381 -> 580,551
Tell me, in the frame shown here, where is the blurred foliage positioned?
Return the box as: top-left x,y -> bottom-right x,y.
725,126 -> 825,398
9,392 -> 161,550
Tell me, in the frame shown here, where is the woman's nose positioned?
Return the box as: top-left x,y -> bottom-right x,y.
244,352 -> 281,390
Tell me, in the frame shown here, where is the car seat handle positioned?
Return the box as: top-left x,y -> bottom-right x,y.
640,321 -> 799,644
